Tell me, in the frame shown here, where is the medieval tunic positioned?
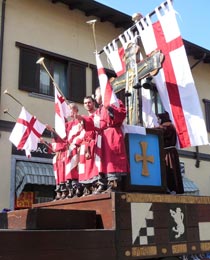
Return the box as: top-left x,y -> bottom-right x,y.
157,122 -> 184,194
50,135 -> 68,185
65,119 -> 84,181
82,100 -> 129,176
78,128 -> 99,184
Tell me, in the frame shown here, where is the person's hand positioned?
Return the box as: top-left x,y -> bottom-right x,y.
46,124 -> 54,132
75,114 -> 83,122
40,137 -> 45,144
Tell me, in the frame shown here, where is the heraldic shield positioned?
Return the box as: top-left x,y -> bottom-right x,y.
124,128 -> 167,193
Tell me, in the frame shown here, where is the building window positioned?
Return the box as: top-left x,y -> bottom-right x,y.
203,99 -> 210,132
16,42 -> 87,103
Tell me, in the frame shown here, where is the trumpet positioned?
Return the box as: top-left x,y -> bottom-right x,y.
86,19 -> 98,53
36,57 -> 67,100
3,108 -> 16,121
4,89 -> 23,107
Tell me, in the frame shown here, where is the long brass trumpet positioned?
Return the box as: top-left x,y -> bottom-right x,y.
3,108 -> 16,121
4,89 -> 23,107
36,57 -> 67,100
86,19 -> 98,53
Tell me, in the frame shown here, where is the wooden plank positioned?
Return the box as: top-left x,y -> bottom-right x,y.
0,230 -> 116,260
187,227 -> 199,242
32,192 -> 115,229
198,204 -> 210,221
186,204 -> 199,226
0,208 -> 96,230
125,193 -> 210,204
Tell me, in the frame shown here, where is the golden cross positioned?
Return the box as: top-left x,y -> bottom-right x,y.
135,141 -> 154,176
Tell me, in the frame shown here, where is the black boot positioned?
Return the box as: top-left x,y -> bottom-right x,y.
83,184 -> 93,196
54,184 -> 62,200
66,180 -> 74,199
92,182 -> 107,195
105,180 -> 119,193
75,183 -> 84,197
71,180 -> 83,197
60,182 -> 68,199
92,175 -> 107,195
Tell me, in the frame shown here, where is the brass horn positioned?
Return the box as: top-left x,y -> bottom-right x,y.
4,89 -> 23,107
3,108 -> 16,121
36,57 -> 54,83
86,19 -> 98,53
36,57 -> 66,99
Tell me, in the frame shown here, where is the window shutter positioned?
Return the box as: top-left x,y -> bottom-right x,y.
69,62 -> 86,103
19,49 -> 39,92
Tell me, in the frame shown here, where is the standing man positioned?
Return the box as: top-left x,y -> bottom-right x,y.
79,88 -> 129,194
65,103 -> 85,198
78,96 -> 98,196
156,111 -> 184,194
40,125 -> 69,200
83,95 -> 96,115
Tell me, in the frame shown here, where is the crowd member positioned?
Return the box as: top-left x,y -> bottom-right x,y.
78,87 -> 129,194
156,111 -> 184,194
78,96 -> 98,196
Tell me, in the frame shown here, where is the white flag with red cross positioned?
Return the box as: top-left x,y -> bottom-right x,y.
9,107 -> 46,157
136,0 -> 208,148
54,87 -> 70,139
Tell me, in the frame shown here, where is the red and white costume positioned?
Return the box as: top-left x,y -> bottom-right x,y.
78,128 -> 99,183
50,135 -> 68,185
82,100 -> 129,176
65,119 -> 84,181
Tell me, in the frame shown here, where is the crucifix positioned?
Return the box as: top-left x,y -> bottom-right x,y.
135,141 -> 154,176
111,45 -> 164,125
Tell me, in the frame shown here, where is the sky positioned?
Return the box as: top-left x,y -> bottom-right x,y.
95,0 -> 210,50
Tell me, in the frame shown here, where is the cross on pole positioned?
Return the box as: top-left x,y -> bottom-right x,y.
111,46 -> 164,125
135,141 -> 154,176
111,49 -> 164,94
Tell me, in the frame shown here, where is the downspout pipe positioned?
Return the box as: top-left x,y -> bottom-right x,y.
0,0 -> 6,94
190,53 -> 207,168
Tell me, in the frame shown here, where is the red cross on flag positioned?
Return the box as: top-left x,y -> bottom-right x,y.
9,107 -> 46,157
96,53 -> 119,108
54,87 -> 70,139
136,0 -> 209,148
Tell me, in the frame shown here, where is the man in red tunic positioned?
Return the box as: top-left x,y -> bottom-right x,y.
80,88 -> 129,193
42,103 -> 84,200
65,103 -> 85,198
40,125 -> 68,200
78,96 -> 98,196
